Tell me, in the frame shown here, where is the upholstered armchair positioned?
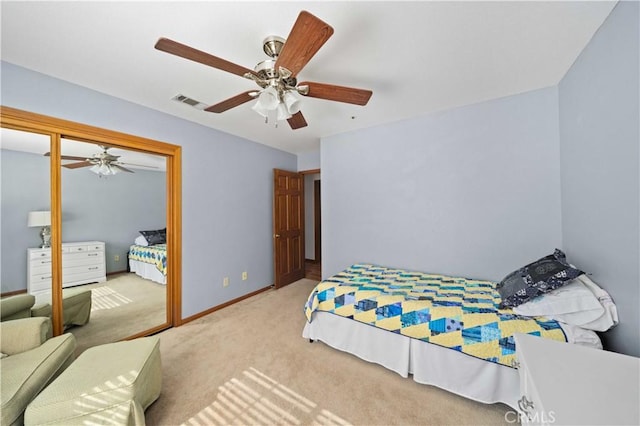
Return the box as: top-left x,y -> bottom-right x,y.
0,294 -> 36,321
0,317 -> 76,425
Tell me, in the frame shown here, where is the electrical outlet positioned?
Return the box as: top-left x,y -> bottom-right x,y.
114,255 -> 120,262
223,277 -> 229,287
242,271 -> 248,281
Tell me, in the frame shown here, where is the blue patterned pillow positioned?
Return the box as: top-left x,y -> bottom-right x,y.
139,228 -> 166,245
498,249 -> 584,308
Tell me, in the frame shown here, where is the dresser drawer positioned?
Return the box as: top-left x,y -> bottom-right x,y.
30,274 -> 53,293
64,263 -> 105,277
29,249 -> 52,260
66,243 -> 104,253
63,251 -> 104,265
30,261 -> 52,275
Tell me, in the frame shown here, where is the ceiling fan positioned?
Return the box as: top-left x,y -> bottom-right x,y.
46,146 -> 158,176
154,10 -> 372,130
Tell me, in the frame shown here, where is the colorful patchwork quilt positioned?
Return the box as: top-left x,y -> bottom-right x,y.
304,264 -> 567,368
129,244 -> 167,276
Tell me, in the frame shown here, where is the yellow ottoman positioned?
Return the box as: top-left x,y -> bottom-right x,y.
24,336 -> 161,425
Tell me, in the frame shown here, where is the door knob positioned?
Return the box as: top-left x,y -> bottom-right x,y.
274,234 -> 280,238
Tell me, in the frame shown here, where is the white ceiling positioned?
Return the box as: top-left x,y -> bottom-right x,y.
1,1 -> 616,154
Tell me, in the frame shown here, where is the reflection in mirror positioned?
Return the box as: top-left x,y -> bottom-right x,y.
1,129 -> 52,302
59,137 -> 167,352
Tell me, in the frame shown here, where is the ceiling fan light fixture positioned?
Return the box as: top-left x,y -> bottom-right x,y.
251,102 -> 268,118
257,86 -> 280,110
252,85 -> 298,122
276,102 -> 291,121
283,91 -> 301,115
91,162 -> 118,176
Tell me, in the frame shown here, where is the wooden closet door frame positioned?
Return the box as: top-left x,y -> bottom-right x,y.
0,106 -> 182,337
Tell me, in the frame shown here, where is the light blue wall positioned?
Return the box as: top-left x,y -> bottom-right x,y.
1,149 -> 165,293
60,159 -> 165,274
321,87 -> 562,282
1,61 -> 296,317
1,148 -> 50,292
297,151 -> 320,171
559,1 -> 639,356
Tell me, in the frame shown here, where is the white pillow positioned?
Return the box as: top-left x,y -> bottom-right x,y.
559,322 -> 603,350
575,274 -> 619,332
513,275 -> 618,331
513,276 -> 603,324
134,235 -> 149,246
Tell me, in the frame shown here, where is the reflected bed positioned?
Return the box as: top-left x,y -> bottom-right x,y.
128,244 -> 167,285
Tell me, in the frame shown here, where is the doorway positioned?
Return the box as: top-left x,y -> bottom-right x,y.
302,170 -> 321,281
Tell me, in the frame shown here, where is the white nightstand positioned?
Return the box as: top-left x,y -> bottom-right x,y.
27,241 -> 107,298
514,333 -> 640,425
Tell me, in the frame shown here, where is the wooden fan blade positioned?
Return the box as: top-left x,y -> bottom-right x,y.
113,164 -> 134,173
155,37 -> 257,78
120,162 -> 160,169
274,11 -> 334,78
287,111 -> 308,130
45,152 -> 89,161
63,161 -> 92,169
299,81 -> 372,106
205,91 -> 256,113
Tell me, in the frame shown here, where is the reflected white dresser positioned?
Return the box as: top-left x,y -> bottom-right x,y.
514,333 -> 640,425
27,241 -> 107,297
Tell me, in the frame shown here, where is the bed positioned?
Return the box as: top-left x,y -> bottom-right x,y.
128,243 -> 167,285
303,262 -> 610,409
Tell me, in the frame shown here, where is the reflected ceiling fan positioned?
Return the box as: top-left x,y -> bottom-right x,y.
154,10 -> 372,130
46,146 -> 158,176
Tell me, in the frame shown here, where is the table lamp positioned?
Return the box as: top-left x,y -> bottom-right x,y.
28,211 -> 51,248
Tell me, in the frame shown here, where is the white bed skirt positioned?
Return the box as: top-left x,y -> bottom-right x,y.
303,312 -> 601,409
129,259 -> 166,285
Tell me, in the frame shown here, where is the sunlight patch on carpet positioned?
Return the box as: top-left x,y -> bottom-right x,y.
90,286 -> 133,311
181,367 -> 352,426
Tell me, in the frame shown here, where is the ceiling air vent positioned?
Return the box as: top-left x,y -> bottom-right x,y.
171,94 -> 208,110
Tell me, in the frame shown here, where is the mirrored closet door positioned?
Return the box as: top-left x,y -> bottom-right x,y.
0,106 -> 181,351
1,128 -> 52,298
60,137 -> 169,351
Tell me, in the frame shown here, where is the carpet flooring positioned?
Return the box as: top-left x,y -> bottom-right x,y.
145,278 -> 512,425
68,272 -> 166,354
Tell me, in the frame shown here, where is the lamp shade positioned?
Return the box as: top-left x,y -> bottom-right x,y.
91,163 -> 118,176
27,211 -> 51,227
252,86 -> 302,123
283,91 -> 301,115
251,102 -> 269,118
276,103 -> 291,121
256,86 -> 279,110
